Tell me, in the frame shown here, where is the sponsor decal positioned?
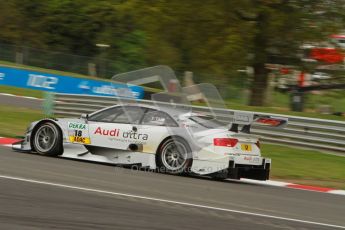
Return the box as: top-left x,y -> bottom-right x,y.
0,66 -> 143,98
93,127 -> 148,140
252,157 -> 260,163
69,136 -> 91,144
244,156 -> 252,161
243,156 -> 260,163
92,86 -> 139,98
27,74 -> 58,90
122,131 -> 148,140
68,122 -> 87,130
94,127 -> 120,136
181,123 -> 198,129
78,81 -> 91,90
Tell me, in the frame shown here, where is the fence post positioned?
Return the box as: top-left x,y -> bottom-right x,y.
15,52 -> 24,64
88,63 -> 97,77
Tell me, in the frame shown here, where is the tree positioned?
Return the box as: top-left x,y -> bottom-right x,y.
0,0 -> 344,99
132,0 -> 252,85
0,0 -> 47,47
86,0 -> 147,73
237,0 -> 345,106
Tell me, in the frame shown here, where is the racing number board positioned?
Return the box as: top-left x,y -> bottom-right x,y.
241,144 -> 252,151
68,122 -> 91,144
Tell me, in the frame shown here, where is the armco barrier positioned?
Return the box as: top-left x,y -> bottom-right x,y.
53,93 -> 345,154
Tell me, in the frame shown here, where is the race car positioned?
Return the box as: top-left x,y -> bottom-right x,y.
12,103 -> 287,181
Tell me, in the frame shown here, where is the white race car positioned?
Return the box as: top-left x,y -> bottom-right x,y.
12,103 -> 287,180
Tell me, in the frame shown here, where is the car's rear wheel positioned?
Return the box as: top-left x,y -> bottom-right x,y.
32,122 -> 62,156
156,138 -> 192,175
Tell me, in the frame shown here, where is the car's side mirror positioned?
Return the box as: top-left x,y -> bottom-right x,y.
81,113 -> 89,120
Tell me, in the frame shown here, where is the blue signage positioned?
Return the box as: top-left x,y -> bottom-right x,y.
0,66 -> 144,99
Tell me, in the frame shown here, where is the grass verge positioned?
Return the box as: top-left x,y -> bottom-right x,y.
262,144 -> 345,190
0,85 -> 44,99
0,105 -> 45,137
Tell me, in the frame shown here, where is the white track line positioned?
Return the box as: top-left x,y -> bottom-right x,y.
329,190 -> 345,195
1,140 -> 344,196
239,178 -> 291,187
0,174 -> 344,229
0,93 -> 42,100
0,93 -> 16,97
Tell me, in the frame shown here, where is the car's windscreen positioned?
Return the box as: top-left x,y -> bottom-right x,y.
189,116 -> 226,129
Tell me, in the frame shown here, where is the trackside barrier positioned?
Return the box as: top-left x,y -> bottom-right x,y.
53,93 -> 345,154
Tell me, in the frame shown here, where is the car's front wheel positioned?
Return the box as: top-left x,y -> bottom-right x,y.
32,122 -> 62,156
156,138 -> 192,175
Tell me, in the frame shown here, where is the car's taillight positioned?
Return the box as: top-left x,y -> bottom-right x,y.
255,140 -> 260,149
213,138 -> 238,147
255,118 -> 282,127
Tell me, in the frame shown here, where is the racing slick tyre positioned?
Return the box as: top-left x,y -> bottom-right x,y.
156,137 -> 192,175
32,121 -> 63,156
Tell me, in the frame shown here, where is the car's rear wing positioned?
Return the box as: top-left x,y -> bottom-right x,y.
229,111 -> 288,133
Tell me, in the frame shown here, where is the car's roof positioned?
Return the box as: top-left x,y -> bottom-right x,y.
93,103 -> 192,118
126,103 -> 191,117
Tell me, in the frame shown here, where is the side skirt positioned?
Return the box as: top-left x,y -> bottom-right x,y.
61,143 -> 156,169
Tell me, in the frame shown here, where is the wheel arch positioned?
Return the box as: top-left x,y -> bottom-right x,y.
30,119 -> 64,152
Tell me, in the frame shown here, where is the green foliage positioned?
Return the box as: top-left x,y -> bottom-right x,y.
0,0 -> 344,93
109,30 -> 147,72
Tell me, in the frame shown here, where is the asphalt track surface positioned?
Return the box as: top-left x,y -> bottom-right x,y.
0,94 -> 42,110
0,146 -> 344,230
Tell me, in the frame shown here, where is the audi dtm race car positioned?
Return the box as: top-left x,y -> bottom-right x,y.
12,103 -> 287,181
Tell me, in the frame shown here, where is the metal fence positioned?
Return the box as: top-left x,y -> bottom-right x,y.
0,43 -> 115,78
53,93 -> 345,154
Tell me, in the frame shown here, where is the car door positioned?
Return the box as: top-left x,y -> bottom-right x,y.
136,109 -> 179,153
87,106 -> 146,150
